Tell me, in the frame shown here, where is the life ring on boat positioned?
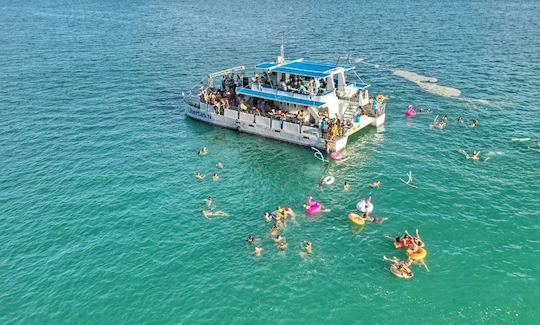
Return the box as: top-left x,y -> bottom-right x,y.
330,151 -> 343,160
321,175 -> 335,185
305,197 -> 322,215
407,247 -> 427,261
376,94 -> 385,102
390,264 -> 413,279
348,213 -> 365,226
356,200 -> 374,213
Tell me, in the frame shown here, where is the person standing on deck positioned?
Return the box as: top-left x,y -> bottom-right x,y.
321,117 -> 328,138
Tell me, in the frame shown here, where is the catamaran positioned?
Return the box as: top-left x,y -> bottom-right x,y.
183,43 -> 386,152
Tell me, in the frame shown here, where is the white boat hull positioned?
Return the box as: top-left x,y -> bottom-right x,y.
185,100 -> 384,152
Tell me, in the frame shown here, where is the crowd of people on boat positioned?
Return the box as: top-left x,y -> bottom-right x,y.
198,72 -> 375,139
201,85 -> 353,139
321,116 -> 346,140
255,72 -> 333,96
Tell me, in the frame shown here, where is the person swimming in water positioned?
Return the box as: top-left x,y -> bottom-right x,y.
212,173 -> 220,181
457,116 -> 463,123
270,224 -> 279,236
303,241 -> 313,254
276,242 -> 288,250
383,256 -> 414,277
343,181 -> 350,192
406,242 -> 430,271
245,235 -> 255,244
362,211 -> 375,223
384,255 -> 413,267
469,118 -> 478,128
201,210 -> 228,218
459,149 -> 489,161
406,244 -> 424,257
274,235 -> 286,244
432,115 -> 446,129
263,212 -> 273,223
205,196 -> 212,207
370,180 -> 381,188
197,147 -> 208,156
441,115 -> 448,124
386,229 -> 423,248
254,246 -> 263,256
418,107 -> 431,113
276,206 -> 289,219
361,211 -> 387,224
409,229 -> 423,246
216,162 -> 224,169
195,172 -> 205,180
469,151 -> 481,160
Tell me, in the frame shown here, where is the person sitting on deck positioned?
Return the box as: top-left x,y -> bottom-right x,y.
239,100 -> 248,111
209,93 -> 217,105
298,82 -> 308,94
308,80 -> 316,95
279,79 -> 287,91
236,75 -> 243,88
296,110 -> 304,124
286,77 -> 293,89
321,117 -> 328,136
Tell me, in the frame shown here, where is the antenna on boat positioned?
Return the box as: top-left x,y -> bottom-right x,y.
277,36 -> 285,64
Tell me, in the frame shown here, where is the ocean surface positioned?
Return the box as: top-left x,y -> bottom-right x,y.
1,0 -> 539,323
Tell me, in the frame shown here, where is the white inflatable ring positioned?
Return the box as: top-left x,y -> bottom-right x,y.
321,176 -> 335,185
356,200 -> 374,213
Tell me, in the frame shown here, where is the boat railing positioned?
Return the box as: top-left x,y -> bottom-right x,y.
193,97 -> 340,138
183,94 -> 200,108
200,103 -> 323,136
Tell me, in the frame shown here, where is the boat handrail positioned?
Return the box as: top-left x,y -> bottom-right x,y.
208,66 -> 245,79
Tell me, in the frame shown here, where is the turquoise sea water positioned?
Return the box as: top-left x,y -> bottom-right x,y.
1,0 -> 539,323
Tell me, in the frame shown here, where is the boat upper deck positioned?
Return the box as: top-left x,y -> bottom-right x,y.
256,59 -> 355,78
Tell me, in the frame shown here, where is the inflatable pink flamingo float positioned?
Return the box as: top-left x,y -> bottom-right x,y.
405,104 -> 416,117
305,196 -> 322,215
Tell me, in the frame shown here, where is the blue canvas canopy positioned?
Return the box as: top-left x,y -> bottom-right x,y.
256,59 -> 355,79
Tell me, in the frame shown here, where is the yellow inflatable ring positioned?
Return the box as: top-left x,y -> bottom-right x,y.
407,247 -> 427,260
348,213 -> 365,226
